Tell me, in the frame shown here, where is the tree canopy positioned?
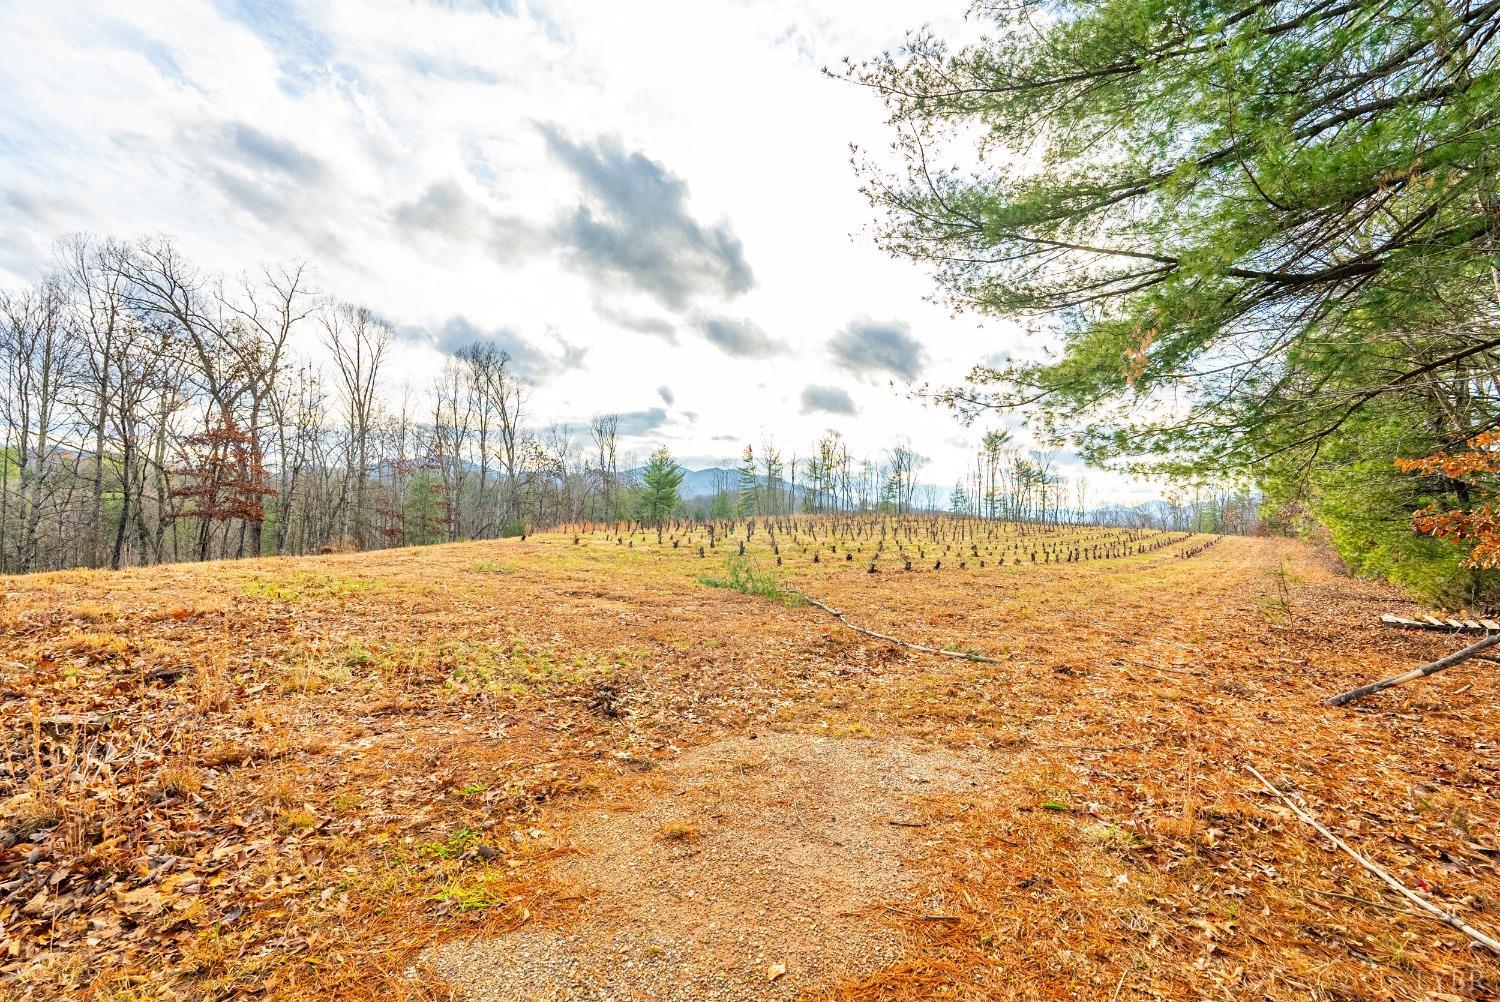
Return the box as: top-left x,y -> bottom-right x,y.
854,0 -> 1500,598
638,446 -> 684,525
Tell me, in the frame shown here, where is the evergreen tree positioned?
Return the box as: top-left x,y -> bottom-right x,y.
855,0 -> 1500,599
638,446 -> 683,526
403,470 -> 447,546
736,444 -> 759,516
879,472 -> 903,513
708,491 -> 734,519
948,483 -> 970,515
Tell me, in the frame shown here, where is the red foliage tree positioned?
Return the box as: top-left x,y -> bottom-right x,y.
1397,431 -> 1500,569
170,416 -> 278,560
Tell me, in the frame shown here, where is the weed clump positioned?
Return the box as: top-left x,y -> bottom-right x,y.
697,558 -> 804,607
657,819 -> 701,842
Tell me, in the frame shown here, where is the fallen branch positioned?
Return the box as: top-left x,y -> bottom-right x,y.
1325,631 -> 1500,706
785,588 -> 1005,664
1245,763 -> 1500,954
882,905 -> 961,923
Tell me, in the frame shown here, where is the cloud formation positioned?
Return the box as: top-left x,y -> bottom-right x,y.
828,318 -> 926,381
405,315 -> 551,379
218,121 -> 325,181
213,0 -> 336,96
143,119 -> 349,257
800,384 -> 857,415
541,124 -> 754,309
391,179 -> 536,261
616,407 -> 668,436
591,300 -> 677,341
697,316 -> 780,359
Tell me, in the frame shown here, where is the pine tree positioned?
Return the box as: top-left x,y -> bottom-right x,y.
879,472 -> 903,513
736,445 -> 759,517
856,0 -> 1500,597
403,469 -> 447,545
638,446 -> 683,526
948,483 -> 970,514
708,491 -> 734,519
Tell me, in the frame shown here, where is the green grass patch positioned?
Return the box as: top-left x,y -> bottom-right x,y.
440,639 -> 600,695
242,572 -> 381,602
341,641 -> 376,667
697,557 -> 805,607
420,827 -> 480,860
429,869 -> 513,911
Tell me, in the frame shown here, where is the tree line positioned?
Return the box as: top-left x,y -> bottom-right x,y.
638,433 -> 1255,535
0,234 -> 647,574
1,233 -> 1250,576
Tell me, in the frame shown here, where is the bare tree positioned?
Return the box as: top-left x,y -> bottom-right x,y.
589,413 -> 620,519
760,435 -> 783,517
219,263 -> 314,555
0,281 -> 82,571
322,304 -> 389,548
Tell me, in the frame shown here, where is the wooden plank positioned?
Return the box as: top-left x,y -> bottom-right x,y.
1378,613 -> 1498,632
1382,614 -> 1440,629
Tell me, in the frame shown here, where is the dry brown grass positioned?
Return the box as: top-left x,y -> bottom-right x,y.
0,519 -> 1496,1000
657,818 -> 702,842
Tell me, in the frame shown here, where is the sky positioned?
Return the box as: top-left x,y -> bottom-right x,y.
0,0 -> 1158,503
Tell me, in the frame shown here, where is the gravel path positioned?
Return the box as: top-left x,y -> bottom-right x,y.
429,732 -> 997,1001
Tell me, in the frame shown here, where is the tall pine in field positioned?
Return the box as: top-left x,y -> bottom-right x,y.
736,445 -> 759,517
638,446 -> 683,526
855,0 -> 1500,601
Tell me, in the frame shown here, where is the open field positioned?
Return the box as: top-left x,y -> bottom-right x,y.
3,518 -> 1498,1000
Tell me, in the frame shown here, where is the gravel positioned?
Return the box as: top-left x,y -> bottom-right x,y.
429,732 -> 996,1001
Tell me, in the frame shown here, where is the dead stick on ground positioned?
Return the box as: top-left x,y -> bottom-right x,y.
1245,763 -> 1500,954
1306,888 -> 1426,919
1325,630 -> 1500,706
785,588 -> 1005,665
882,905 -> 961,923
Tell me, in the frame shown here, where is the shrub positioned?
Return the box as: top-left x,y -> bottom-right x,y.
697,558 -> 804,607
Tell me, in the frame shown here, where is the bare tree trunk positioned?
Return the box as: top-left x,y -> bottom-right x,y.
110,438 -> 131,570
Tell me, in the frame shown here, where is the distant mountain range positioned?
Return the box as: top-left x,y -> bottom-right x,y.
624,466 -> 804,501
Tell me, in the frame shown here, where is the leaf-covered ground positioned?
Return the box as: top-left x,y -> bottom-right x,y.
1,518 -> 1497,1000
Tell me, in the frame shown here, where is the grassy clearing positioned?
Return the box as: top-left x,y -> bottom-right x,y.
0,518 -> 1495,1001
241,570 -> 384,602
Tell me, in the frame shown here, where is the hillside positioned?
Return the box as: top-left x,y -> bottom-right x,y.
2,521 -> 1497,1000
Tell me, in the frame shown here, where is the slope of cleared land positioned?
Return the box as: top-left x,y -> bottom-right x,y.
2,520 -> 1497,1000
